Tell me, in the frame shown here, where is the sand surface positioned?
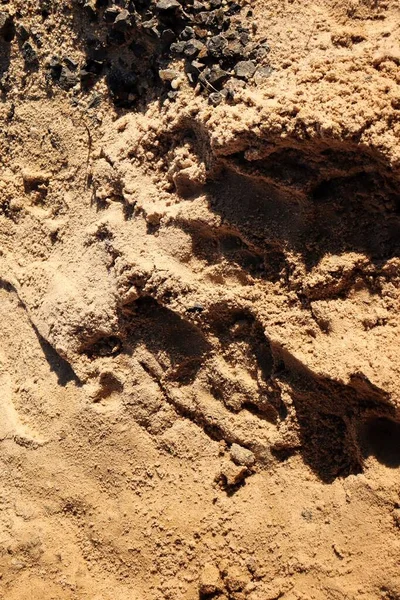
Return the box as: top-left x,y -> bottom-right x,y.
0,0 -> 400,598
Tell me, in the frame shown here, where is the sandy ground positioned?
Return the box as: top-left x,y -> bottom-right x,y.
0,0 -> 400,598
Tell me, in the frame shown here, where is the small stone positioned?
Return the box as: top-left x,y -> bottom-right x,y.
21,42 -> 38,66
159,68 -> 179,82
17,23 -> 30,41
169,40 -> 186,55
230,443 -> 256,467
199,563 -> 223,596
180,26 -> 195,40
254,65 -> 273,83
170,77 -> 181,90
220,461 -> 248,486
59,66 -> 79,90
104,6 -> 119,23
206,34 -> 227,58
161,28 -> 176,46
156,0 -> 181,11
187,302 -> 204,313
167,90 -> 178,101
208,92 -> 223,106
234,60 -> 256,80
183,39 -> 206,58
114,9 -> 131,30
83,0 -> 97,17
208,64 -> 229,85
192,0 -> 204,10
64,56 -> 78,70
141,17 -> 160,38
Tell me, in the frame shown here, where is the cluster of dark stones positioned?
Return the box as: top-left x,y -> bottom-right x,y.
72,0 -> 272,106
0,0 -> 272,108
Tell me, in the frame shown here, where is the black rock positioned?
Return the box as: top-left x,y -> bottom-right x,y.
234,60 -> 256,80
239,32 -> 250,45
114,9 -> 131,30
254,42 -> 271,60
224,38 -> 246,58
183,39 -> 206,58
141,17 -> 160,38
83,0 -> 97,18
206,35 -> 227,58
160,28 -> 176,47
208,64 -> 229,85
87,92 -> 102,108
21,42 -> 38,66
64,56 -> 78,70
180,26 -> 194,40
48,56 -> 62,79
156,0 -> 180,11
17,23 -> 30,42
80,58 -> 104,86
104,6 -> 119,23
170,40 -> 186,55
225,2 -> 241,15
59,66 -> 79,90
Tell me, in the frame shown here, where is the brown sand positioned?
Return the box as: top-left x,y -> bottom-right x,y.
0,0 -> 400,598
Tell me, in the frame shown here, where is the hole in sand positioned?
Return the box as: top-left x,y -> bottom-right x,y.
361,417 -> 400,468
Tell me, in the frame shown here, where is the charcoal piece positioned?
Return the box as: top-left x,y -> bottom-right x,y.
106,67 -> 138,105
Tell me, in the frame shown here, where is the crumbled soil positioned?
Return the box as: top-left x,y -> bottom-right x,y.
0,1 -> 400,599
